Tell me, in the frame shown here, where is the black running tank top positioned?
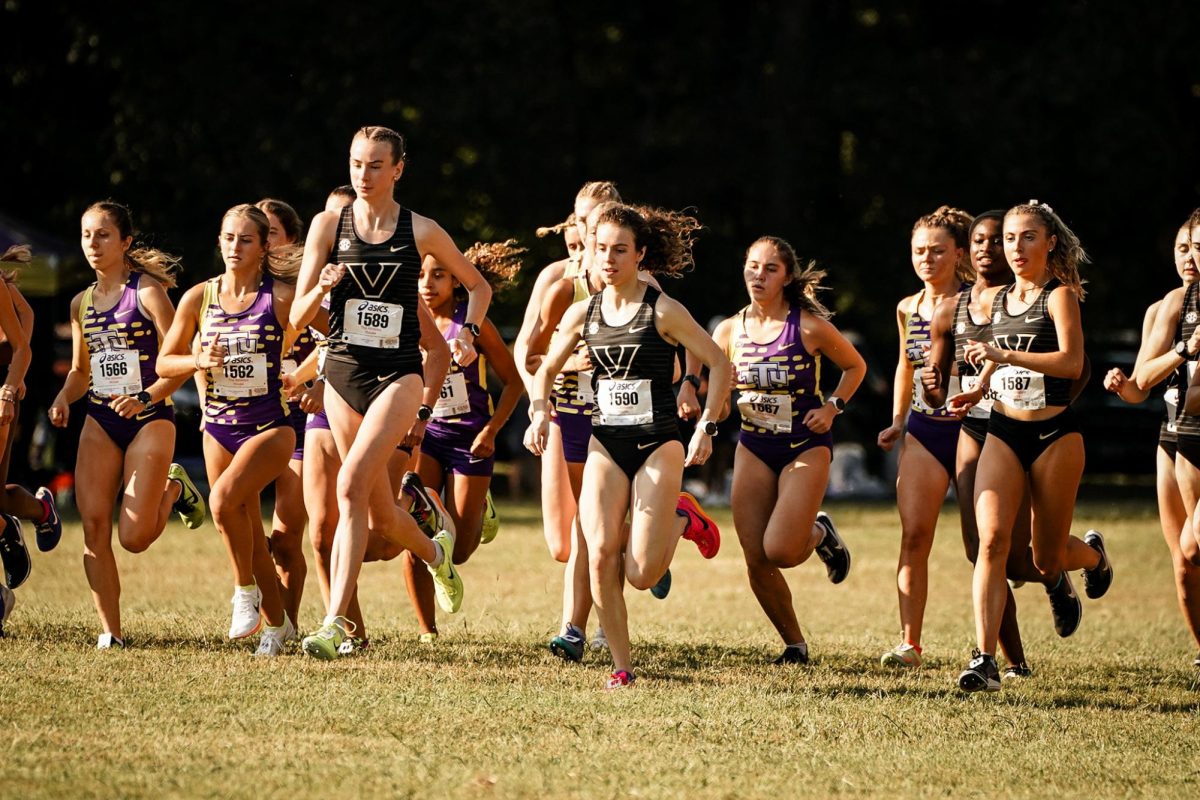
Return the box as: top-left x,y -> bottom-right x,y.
1174,283 -> 1200,438
326,205 -> 422,370
583,285 -> 679,439
953,285 -> 995,420
988,278 -> 1073,410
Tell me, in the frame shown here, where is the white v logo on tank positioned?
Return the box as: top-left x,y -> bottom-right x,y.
346,262 -> 402,299
591,344 -> 642,379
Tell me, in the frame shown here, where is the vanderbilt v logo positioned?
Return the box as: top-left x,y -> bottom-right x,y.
591,344 -> 641,379
346,262 -> 402,299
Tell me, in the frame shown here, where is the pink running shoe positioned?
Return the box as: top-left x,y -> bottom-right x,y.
605,669 -> 636,690
676,492 -> 720,559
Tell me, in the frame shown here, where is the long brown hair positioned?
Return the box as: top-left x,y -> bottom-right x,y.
84,201 -> 181,288
594,204 -> 702,277
746,236 -> 831,319
1006,200 -> 1088,300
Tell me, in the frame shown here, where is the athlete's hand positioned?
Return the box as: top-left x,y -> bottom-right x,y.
402,419 -> 428,450
946,387 -> 982,417
48,395 -> 69,428
877,423 -> 903,452
297,380 -> 324,414
564,348 -> 592,374
1103,368 -> 1129,395
684,427 -> 713,467
920,363 -> 942,395
108,393 -> 149,419
450,334 -> 478,367
963,339 -> 999,368
0,386 -> 15,424
803,403 -> 837,434
676,380 -> 700,421
470,427 -> 497,459
196,339 -> 228,369
524,412 -> 549,456
318,262 -> 345,293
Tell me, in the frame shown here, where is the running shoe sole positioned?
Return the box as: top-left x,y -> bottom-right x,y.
428,529 -> 464,613
0,514 -> 30,589
168,463 -> 206,530
814,511 -> 851,584
677,492 -> 720,559
480,490 -> 499,544
550,634 -> 585,663
34,487 -> 62,552
1082,529 -> 1113,599
650,567 -> 672,599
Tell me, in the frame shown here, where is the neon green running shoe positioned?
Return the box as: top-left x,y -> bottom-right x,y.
418,631 -> 438,645
428,529 -> 464,614
168,463 -> 206,530
480,490 -> 499,544
302,617 -> 350,661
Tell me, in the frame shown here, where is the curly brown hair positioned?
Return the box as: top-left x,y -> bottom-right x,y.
594,204 -> 702,277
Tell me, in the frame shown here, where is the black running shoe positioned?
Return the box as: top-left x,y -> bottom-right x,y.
772,644 -> 809,665
1045,571 -> 1082,638
958,650 -> 1001,693
34,487 -> 62,552
814,511 -> 851,584
0,513 -> 30,589
1002,662 -> 1032,680
650,568 -> 672,600
400,471 -> 446,538
1082,530 -> 1113,599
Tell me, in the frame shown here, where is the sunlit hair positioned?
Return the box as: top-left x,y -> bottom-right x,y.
577,181 -> 621,204
354,125 -> 406,163
462,239 -> 526,296
0,244 -> 30,285
746,236 -> 831,319
256,198 -> 303,244
220,204 -> 302,284
536,213 -> 577,238
1006,200 -> 1088,301
1188,207 -> 1200,232
84,200 -> 180,288
329,184 -> 356,204
913,204 -> 975,284
594,204 -> 701,277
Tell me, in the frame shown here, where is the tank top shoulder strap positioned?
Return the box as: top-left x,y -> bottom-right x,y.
1037,278 -> 1062,315
199,277 -> 221,338
641,284 -> 662,310
79,284 -> 96,326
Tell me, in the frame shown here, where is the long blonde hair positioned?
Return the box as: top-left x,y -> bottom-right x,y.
220,204 -> 302,284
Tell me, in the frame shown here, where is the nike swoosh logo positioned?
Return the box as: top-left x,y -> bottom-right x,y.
389,245 -> 409,252
114,309 -> 135,319
376,373 -> 398,383
468,457 -> 484,463
135,408 -> 156,421
1025,316 -> 1044,323
789,438 -> 811,449
628,326 -> 648,334
257,422 -> 274,431
637,441 -> 658,450
1038,430 -> 1058,440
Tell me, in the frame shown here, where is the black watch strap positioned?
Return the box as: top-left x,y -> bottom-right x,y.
683,374 -> 701,390
135,390 -> 152,405
417,404 -> 434,421
462,322 -> 481,338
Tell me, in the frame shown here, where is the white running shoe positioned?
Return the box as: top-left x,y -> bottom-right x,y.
255,614 -> 295,657
96,632 -> 125,650
228,585 -> 263,639
590,627 -> 609,652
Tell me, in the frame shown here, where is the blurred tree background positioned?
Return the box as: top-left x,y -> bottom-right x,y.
2,0 -> 1198,479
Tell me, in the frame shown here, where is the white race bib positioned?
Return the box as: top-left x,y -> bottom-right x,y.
343,299 -> 403,348
214,352 -> 268,398
577,370 -> 594,405
991,365 -> 1046,411
959,374 -> 995,418
596,378 -> 652,426
1166,386 -> 1180,433
737,391 -> 793,433
91,349 -> 141,396
433,372 -> 470,418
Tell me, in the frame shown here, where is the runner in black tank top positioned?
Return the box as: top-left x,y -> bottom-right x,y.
957,201 -> 1111,694
290,126 -> 492,661
1105,219 -> 1200,665
524,204 -> 731,689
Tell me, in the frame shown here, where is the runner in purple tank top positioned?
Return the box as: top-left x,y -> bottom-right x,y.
401,241 -> 525,642
712,236 -> 865,666
48,201 -> 204,649
158,204 -> 303,656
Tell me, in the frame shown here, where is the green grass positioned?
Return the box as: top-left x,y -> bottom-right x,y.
3,499 -> 1200,798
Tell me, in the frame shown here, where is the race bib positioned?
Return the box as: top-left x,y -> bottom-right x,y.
281,357 -> 298,377
737,391 -> 793,433
1165,386 -> 1180,433
214,352 -> 268,398
596,378 -> 652,426
577,370 -> 594,405
991,365 -> 1046,411
343,299 -> 403,348
433,371 -> 470,418
959,374 -> 995,419
91,349 -> 141,396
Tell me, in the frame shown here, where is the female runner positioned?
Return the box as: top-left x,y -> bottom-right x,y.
401,241 -> 525,640
291,125 -> 492,659
0,244 -> 59,595
49,201 -> 204,649
712,236 -> 864,665
158,203 -> 301,655
957,201 -> 1112,692
256,197 -> 326,628
877,206 -> 973,668
526,204 -> 731,688
1107,216 -> 1200,666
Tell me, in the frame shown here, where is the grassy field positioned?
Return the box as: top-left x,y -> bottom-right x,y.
3,498 -> 1199,799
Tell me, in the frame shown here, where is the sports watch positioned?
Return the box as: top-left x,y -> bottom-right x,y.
699,420 -> 718,436
417,404 -> 434,422
135,390 -> 152,406
682,374 -> 702,391
1176,340 -> 1190,358
461,322 -> 481,339
829,396 -> 846,414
